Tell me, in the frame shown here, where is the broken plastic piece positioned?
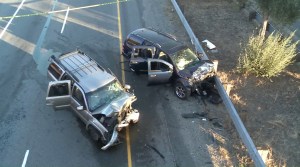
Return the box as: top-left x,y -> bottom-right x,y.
202,39 -> 216,50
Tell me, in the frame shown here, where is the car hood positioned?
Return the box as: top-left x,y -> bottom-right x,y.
91,93 -> 135,116
178,61 -> 214,78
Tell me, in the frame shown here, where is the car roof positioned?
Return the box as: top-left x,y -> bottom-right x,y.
58,51 -> 115,92
130,28 -> 184,54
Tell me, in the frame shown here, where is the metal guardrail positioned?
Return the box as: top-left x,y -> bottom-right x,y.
170,0 -> 265,166
214,77 -> 265,167
170,0 -> 209,61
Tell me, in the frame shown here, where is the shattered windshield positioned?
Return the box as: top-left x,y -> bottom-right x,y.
171,48 -> 199,70
86,80 -> 124,112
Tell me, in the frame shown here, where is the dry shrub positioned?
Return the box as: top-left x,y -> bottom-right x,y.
238,31 -> 299,78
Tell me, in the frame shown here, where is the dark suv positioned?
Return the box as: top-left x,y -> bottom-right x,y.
123,28 -> 215,99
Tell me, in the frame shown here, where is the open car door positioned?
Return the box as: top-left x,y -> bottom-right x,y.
46,80 -> 71,109
129,46 -> 156,72
147,59 -> 173,84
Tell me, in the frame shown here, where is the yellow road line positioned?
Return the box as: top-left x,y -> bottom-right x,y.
125,126 -> 132,167
116,1 -> 132,167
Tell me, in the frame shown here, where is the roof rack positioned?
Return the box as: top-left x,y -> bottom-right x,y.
51,50 -> 107,82
50,55 -> 80,82
62,51 -> 105,78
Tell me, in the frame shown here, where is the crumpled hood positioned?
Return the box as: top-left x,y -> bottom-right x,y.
92,93 -> 135,116
178,61 -> 214,79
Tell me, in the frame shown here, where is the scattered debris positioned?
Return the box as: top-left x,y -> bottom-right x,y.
182,112 -> 218,122
181,112 -> 208,119
209,49 -> 218,53
208,94 -> 223,104
212,121 -> 223,128
145,144 -> 165,160
257,148 -> 271,164
196,79 -> 223,105
202,39 -> 216,50
202,39 -> 218,53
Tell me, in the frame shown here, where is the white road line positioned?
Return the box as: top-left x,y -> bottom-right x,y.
21,150 -> 30,167
60,7 -> 69,34
0,0 -> 26,39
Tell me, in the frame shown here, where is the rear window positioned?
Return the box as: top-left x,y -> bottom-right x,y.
126,35 -> 143,46
48,63 -> 63,79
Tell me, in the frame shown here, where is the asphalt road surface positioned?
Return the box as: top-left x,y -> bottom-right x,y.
0,0 -> 228,166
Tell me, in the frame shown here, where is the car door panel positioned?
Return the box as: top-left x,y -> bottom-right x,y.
70,85 -> 93,123
70,98 -> 93,124
147,59 -> 173,84
46,80 -> 71,109
148,70 -> 173,83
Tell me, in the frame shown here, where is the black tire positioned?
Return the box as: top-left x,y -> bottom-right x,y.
89,126 -> 108,145
175,82 -> 189,100
89,126 -> 100,141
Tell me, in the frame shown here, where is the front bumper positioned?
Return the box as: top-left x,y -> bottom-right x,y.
101,109 -> 139,150
101,126 -> 119,150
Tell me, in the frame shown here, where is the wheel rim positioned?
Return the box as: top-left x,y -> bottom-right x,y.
176,85 -> 186,98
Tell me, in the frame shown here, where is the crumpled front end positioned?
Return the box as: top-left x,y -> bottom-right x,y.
189,62 -> 215,86
100,94 -> 139,150
116,95 -> 139,130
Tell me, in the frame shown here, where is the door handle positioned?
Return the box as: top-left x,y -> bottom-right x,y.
150,74 -> 156,77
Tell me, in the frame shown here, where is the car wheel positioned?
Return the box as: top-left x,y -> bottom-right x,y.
89,126 -> 100,141
89,126 -> 108,145
175,82 -> 188,100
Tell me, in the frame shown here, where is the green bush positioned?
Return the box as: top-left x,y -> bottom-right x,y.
238,31 -> 299,78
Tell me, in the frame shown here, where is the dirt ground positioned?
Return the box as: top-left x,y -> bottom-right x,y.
176,0 -> 300,166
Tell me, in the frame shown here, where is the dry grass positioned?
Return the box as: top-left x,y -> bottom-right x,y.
177,0 -> 300,165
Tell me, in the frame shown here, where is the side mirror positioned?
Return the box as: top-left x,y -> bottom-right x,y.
77,106 -> 83,111
124,84 -> 131,90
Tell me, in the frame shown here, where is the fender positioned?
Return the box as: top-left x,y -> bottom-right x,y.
176,77 -> 191,87
86,118 -> 108,137
175,78 -> 192,94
